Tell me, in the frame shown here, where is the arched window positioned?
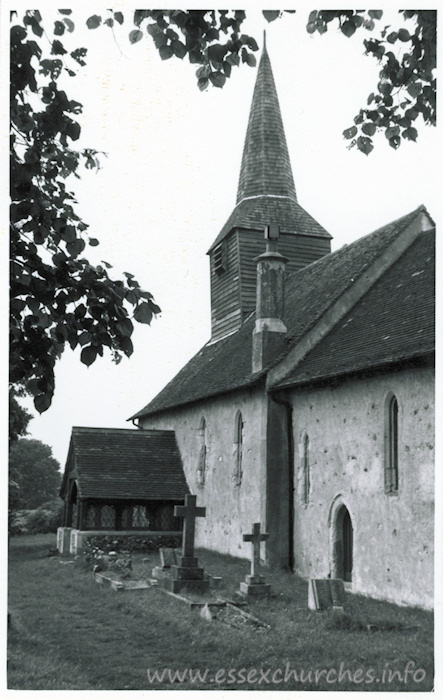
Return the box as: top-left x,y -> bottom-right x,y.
301,433 -> 310,505
385,393 -> 399,494
233,411 -> 244,486
196,417 -> 207,487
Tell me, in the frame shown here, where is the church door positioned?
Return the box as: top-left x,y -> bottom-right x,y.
332,504 -> 353,582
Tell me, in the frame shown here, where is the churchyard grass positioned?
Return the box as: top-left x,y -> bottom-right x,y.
8,534 -> 433,691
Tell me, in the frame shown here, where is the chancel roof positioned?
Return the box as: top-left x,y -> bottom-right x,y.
131,206 -> 433,420
61,427 -> 189,500
276,228 -> 435,388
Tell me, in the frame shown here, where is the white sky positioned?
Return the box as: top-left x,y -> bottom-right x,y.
6,6 -> 440,468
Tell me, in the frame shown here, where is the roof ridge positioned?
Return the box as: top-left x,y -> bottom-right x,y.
286,204 -> 427,279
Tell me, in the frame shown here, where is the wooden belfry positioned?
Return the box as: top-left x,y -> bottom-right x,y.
239,522 -> 271,597
158,494 -> 209,594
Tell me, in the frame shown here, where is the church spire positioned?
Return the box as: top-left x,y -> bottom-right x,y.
236,41 -> 297,205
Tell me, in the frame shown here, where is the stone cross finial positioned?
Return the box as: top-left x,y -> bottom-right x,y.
243,522 -> 269,577
174,494 -> 206,558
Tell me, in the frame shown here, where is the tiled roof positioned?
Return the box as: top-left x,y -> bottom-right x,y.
276,228 -> 435,388
62,427 -> 189,500
131,206 -> 432,420
207,195 -> 331,254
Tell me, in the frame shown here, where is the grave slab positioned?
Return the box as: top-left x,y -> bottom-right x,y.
308,578 -> 345,610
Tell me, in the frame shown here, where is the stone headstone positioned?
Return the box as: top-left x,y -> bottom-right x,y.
155,495 -> 209,594
330,579 -> 345,607
159,548 -> 177,569
57,527 -> 73,556
308,579 -> 345,610
238,523 -> 271,597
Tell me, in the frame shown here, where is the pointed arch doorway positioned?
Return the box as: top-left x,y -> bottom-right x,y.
330,499 -> 353,583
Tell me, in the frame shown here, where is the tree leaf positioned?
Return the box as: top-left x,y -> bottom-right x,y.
368,10 -> 383,20
262,11 -> 280,23
403,126 -> 418,141
89,238 -> 99,246
362,122 -> 376,136
114,12 -> 124,25
172,40 -> 187,59
208,43 -> 226,63
86,15 -> 102,30
129,29 -> 143,44
159,44 -> 173,60
63,18 -> 74,32
407,82 -> 422,98
134,302 -> 153,324
116,318 -> 134,336
120,336 -> 133,356
397,28 -> 410,42
389,135 -> 401,149
81,345 -> 97,367
343,126 -> 357,139
341,20 -> 356,38
34,393 -> 52,414
209,71 -> 226,88
356,136 -> 374,155
54,21 -> 65,36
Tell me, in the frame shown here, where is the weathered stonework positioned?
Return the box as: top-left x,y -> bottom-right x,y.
141,386 -> 269,561
289,365 -> 434,609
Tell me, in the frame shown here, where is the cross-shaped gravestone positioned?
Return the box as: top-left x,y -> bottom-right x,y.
174,494 -> 206,559
243,522 -> 269,577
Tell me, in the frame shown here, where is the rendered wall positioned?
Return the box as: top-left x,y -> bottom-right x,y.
290,365 -> 434,609
140,386 -> 269,560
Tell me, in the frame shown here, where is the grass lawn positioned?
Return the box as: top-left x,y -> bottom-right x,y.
8,534 -> 433,691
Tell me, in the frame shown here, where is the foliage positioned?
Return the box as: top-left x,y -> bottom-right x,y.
10,10 -> 160,414
9,499 -> 64,535
9,388 -> 32,444
9,438 -> 61,510
306,10 -> 436,153
83,9 -> 264,90
84,8 -> 434,150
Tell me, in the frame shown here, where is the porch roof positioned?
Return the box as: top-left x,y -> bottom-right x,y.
61,427 -> 189,501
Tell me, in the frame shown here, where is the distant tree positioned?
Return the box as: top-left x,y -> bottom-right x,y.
9,438 -> 61,511
9,388 -> 32,444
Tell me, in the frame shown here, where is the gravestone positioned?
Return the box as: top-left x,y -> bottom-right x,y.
239,523 -> 271,597
308,578 -> 345,610
156,495 -> 209,594
57,527 -> 73,556
160,548 -> 177,568
152,548 -> 178,580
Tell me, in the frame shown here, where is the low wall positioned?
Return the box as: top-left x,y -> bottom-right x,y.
57,528 -> 183,555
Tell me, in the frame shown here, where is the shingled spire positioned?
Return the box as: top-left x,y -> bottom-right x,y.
236,38 -> 297,204
207,40 -> 332,343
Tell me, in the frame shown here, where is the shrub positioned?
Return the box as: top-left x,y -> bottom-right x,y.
9,499 -> 64,535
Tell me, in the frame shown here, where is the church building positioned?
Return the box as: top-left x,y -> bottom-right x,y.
131,44 -> 434,609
